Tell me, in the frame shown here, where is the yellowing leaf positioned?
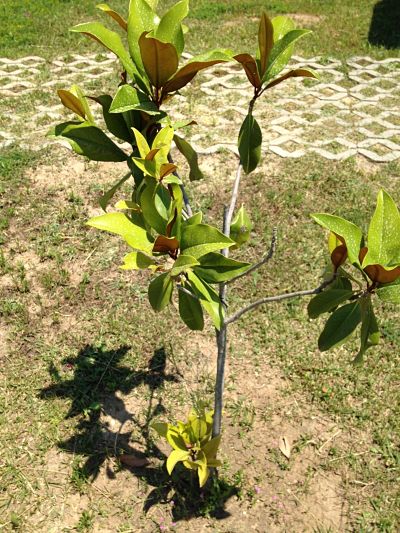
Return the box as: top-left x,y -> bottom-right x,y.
57,89 -> 86,119
166,449 -> 190,475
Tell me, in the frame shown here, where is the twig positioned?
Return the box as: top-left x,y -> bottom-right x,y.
227,227 -> 277,284
225,274 -> 337,325
176,284 -> 199,300
224,163 -> 242,242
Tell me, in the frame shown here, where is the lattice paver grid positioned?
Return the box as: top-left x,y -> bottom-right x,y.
0,53 -> 399,162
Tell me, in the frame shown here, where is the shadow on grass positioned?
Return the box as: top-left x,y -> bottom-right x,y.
40,344 -> 238,521
368,0 -> 400,49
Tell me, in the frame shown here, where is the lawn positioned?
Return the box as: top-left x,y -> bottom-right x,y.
1,1 -> 400,532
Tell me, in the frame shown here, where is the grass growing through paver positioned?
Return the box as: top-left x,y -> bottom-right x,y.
1,1 -> 400,530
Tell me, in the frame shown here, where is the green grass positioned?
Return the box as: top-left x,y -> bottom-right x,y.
1,0 -> 399,59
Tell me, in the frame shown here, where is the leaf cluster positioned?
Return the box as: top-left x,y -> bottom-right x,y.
152,406 -> 221,487
309,189 -> 400,362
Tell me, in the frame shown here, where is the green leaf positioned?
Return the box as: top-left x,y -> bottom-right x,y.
71,22 -> 138,79
353,297 -> 380,365
174,135 -> 204,181
311,213 -> 363,266
272,15 -> 295,42
127,0 -> 156,70
196,450 -> 209,487
87,212 -> 153,253
120,251 -> 155,270
167,429 -> 187,451
139,33 -> 179,89
152,125 -> 174,167
99,172 -> 132,212
187,271 -> 224,330
70,85 -> 95,123
257,12 -> 274,77
171,255 -> 199,277
318,302 -> 362,352
49,121 -> 128,162
202,435 -> 221,460
140,179 -> 170,235
162,49 -> 233,95
155,0 -> 188,57
178,285 -> 204,331
181,224 -> 235,259
264,29 -> 311,82
96,3 -> 127,30
376,278 -> 400,304
238,113 -> 262,174
166,449 -> 190,475
194,252 -> 250,283
109,84 -> 160,115
363,189 -> 400,269
190,418 -> 208,441
308,278 -> 353,319
131,127 -> 151,158
148,272 -> 173,311
184,212 -> 203,226
89,94 -> 132,142
151,421 -> 168,437
230,205 -> 252,247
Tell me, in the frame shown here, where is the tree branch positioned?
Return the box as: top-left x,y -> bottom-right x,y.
225,274 -> 337,325
176,284 -> 199,300
227,227 -> 278,284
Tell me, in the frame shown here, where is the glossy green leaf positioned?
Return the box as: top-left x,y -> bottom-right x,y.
353,297 -> 380,365
120,251 -> 155,270
271,15 -> 295,42
257,12 -> 274,77
376,278 -> 400,304
362,189 -> 400,269
87,212 -> 153,253
99,172 -> 132,212
178,285 -> 204,330
194,252 -> 250,283
49,121 -> 128,162
155,0 -> 188,57
311,213 -> 363,266
161,49 -> 233,95
71,22 -> 137,79
174,135 -> 204,181
166,449 -> 190,475
181,224 -> 235,259
230,205 -> 252,247
265,68 -> 318,90
264,29 -> 311,82
131,127 -> 150,158
187,271 -> 224,330
184,212 -> 203,226
148,272 -> 173,311
139,33 -> 179,88
96,3 -> 127,30
127,0 -> 156,70
238,113 -> 262,174
307,283 -> 353,319
171,255 -> 199,277
191,418 -> 208,441
318,302 -> 362,352
152,125 -> 174,167
109,84 -> 160,115
140,180 -> 170,235
89,94 -> 132,142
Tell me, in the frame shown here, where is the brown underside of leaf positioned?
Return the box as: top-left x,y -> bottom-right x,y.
153,235 -> 180,254
266,68 -> 318,90
234,54 -> 261,89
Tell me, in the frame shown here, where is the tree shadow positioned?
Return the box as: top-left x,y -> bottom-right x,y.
368,0 -> 400,49
40,344 -> 238,521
